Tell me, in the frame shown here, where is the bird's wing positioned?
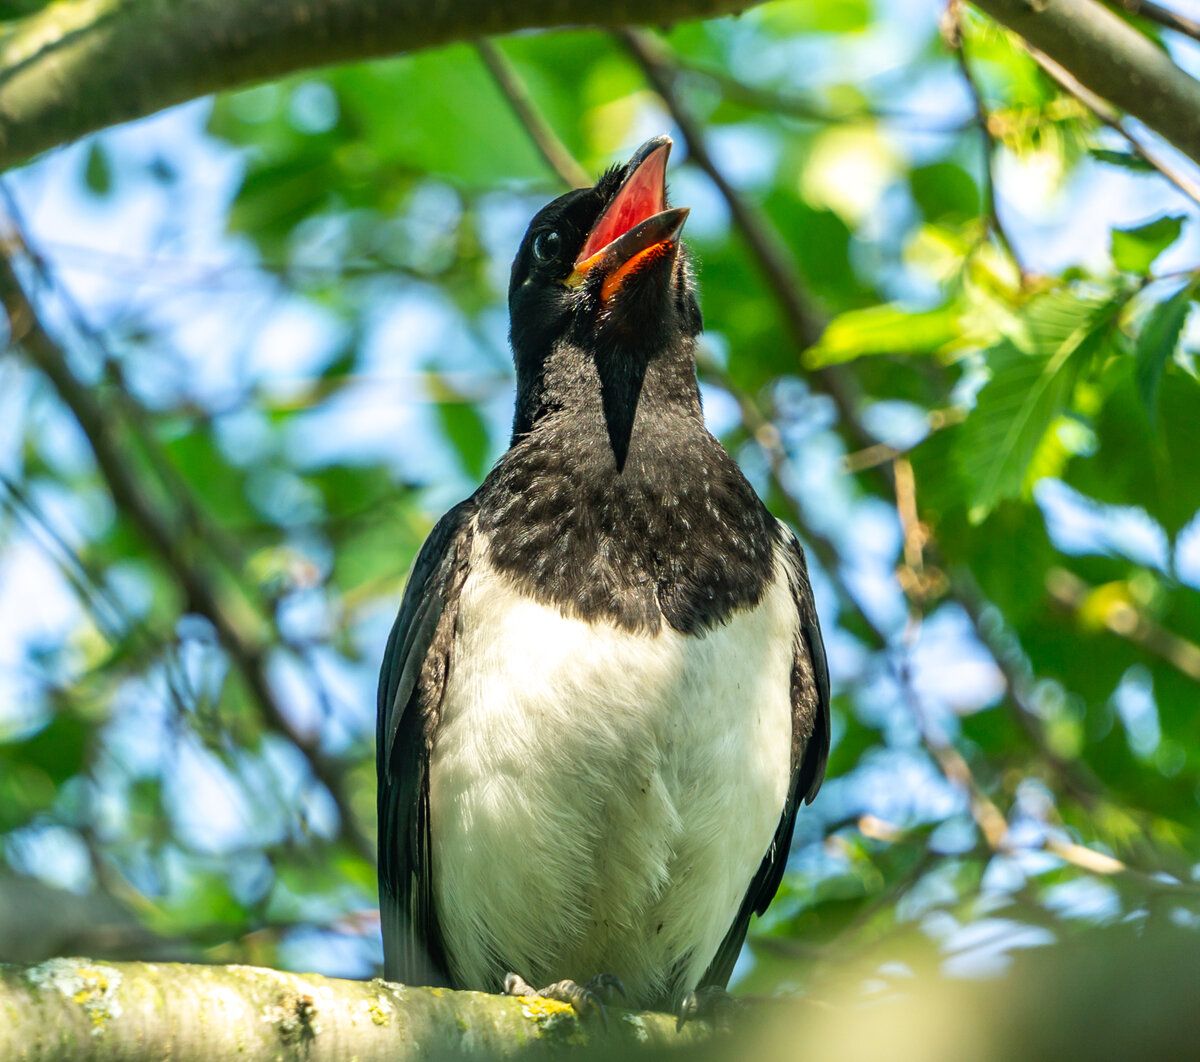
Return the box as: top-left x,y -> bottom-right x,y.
377,499 -> 476,985
699,522 -> 831,991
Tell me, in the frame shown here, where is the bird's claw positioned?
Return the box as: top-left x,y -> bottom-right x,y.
504,971 -> 625,1031
585,972 -> 628,1002
676,986 -> 740,1032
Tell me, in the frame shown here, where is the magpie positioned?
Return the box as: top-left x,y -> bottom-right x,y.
376,135 -> 830,1017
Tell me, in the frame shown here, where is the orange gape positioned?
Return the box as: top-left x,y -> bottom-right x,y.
601,240 -> 673,304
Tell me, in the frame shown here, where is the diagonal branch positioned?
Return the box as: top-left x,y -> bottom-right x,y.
0,237 -> 373,864
944,1 -> 1027,279
969,0 -> 1200,166
1107,0 -> 1200,44
1025,44 -> 1200,207
619,27 -> 825,350
0,0 -> 773,173
475,39 -> 590,189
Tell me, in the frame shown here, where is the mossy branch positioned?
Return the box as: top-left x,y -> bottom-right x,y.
0,957 -> 700,1061
0,0 -> 766,172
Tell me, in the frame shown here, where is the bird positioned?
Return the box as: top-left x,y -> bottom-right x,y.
376,134 -> 830,1019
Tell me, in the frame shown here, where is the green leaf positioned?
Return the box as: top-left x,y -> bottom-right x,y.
910,162 -> 980,224
431,377 -> 491,480
1111,215 -> 1185,274
1135,279 -> 1197,422
1089,148 -> 1155,173
1068,359 -> 1200,538
749,0 -> 872,34
955,289 -> 1124,519
804,302 -> 961,367
84,142 -> 111,197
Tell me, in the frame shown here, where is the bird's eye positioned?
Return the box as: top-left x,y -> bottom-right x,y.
532,230 -> 562,264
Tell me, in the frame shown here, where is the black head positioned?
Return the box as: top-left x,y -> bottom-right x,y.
507,137 -> 703,459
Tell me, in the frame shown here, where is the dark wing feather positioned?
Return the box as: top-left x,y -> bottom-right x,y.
699,524 -> 831,991
377,499 -> 475,985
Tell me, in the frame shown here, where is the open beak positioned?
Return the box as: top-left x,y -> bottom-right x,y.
566,136 -> 689,302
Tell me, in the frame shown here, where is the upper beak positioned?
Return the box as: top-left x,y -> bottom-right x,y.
566,136 -> 689,299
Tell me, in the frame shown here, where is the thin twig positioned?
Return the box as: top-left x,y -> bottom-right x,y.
0,182 -> 253,586
619,26 -> 885,475
0,238 -> 373,864
1027,45 -> 1200,207
672,57 -> 978,132
952,569 -> 1106,809
1044,836 -> 1200,897
889,452 -> 1011,849
944,0 -> 1027,279
620,27 -> 825,348
1108,0 -> 1200,43
1046,567 -> 1200,683
475,38 -> 591,189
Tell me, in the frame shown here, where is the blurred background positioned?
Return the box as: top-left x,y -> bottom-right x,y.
1,0 -> 1199,1015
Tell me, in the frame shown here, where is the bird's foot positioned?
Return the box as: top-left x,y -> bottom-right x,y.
676,985 -> 742,1032
504,972 -> 627,1029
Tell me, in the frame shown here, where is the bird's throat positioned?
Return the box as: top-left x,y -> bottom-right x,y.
595,348 -> 649,473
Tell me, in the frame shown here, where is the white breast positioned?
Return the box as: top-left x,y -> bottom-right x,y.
428,529 -> 797,1005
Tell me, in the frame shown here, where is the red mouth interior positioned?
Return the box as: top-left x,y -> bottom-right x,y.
574,144 -> 669,266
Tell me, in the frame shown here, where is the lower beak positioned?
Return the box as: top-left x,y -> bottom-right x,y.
565,206 -> 690,299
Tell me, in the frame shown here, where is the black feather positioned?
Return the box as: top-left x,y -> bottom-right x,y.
377,499 -> 475,984
697,526 -> 831,991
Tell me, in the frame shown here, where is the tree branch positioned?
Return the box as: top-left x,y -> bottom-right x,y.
1108,0 -> 1200,45
944,1 -> 1027,280
1024,44 -> 1200,207
0,0 -> 769,173
619,27 -> 826,350
0,958 -> 695,1061
1046,567 -> 1200,683
0,237 -> 374,863
969,0 -> 1200,166
475,39 -> 591,189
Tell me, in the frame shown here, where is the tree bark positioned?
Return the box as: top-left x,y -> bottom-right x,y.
3,0 -> 1200,174
0,957 -> 699,1061
0,0 -> 766,172
969,0 -> 1200,166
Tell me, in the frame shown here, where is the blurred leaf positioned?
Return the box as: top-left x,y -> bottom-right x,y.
910,162 -> 980,224
1067,361 -> 1200,538
1135,278 -> 1197,421
955,289 -> 1124,518
161,429 -> 257,529
84,142 -> 112,197
431,380 -> 491,480
1089,148 -> 1156,173
1111,215 -> 1185,275
1,711 -> 90,782
749,0 -> 873,34
805,301 -> 961,367
0,0 -> 53,16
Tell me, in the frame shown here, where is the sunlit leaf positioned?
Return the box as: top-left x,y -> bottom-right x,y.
749,0 -> 873,35
1111,215 -> 1186,275
955,290 -> 1124,519
805,302 -> 961,367
1135,279 -> 1198,422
